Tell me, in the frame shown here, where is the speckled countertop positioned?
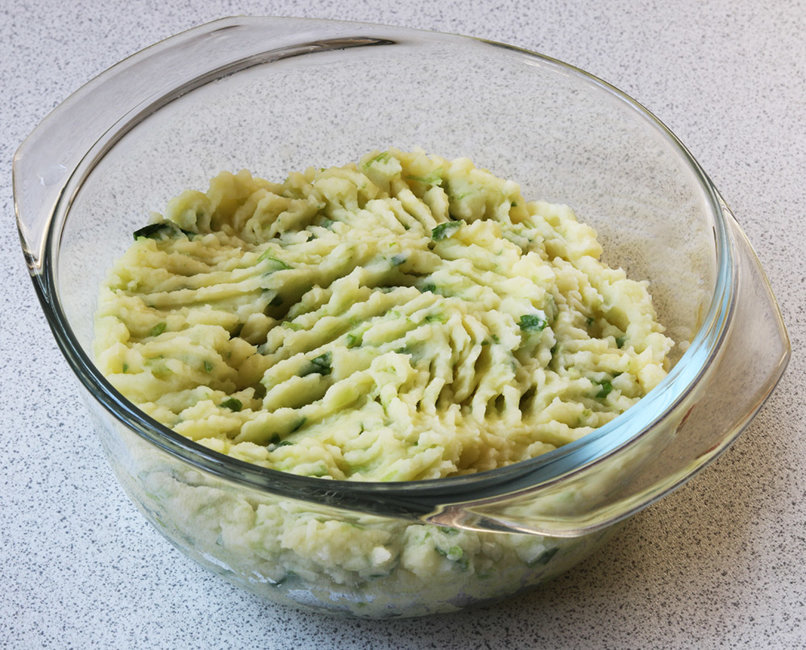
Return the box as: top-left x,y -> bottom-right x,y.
2,1 -> 804,648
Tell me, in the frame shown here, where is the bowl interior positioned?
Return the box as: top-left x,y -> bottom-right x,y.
57,32 -> 717,364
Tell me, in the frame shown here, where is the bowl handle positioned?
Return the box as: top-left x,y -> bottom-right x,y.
433,200 -> 790,537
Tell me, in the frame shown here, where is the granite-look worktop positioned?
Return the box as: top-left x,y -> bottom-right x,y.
2,1 -> 803,647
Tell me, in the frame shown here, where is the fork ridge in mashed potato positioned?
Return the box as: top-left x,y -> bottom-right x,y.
94,149 -> 673,481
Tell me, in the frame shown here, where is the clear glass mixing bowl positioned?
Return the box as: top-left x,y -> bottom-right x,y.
13,17 -> 789,618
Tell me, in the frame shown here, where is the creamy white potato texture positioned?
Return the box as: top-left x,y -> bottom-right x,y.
95,149 -> 673,480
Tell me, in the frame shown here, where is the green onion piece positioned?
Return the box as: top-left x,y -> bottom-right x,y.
529,547 -> 559,567
405,172 -> 443,186
519,314 -> 547,332
299,352 -> 332,377
431,221 -> 462,241
133,223 -> 170,240
133,222 -> 193,240
595,380 -> 613,399
220,397 -> 243,412
362,151 -> 391,168
258,250 -> 292,269
435,545 -> 468,568
149,322 -> 167,337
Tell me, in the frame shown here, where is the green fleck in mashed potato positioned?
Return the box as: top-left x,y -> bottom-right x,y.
95,149 -> 672,481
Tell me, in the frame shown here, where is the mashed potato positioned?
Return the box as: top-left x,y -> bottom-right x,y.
94,149 -> 673,616
95,149 -> 672,480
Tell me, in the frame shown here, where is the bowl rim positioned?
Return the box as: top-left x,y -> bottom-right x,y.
21,16 -> 734,521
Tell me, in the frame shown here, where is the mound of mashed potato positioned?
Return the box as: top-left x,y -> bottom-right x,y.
95,149 -> 673,481
94,149 -> 676,616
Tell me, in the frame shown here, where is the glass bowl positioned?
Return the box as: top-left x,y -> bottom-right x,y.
13,17 -> 789,618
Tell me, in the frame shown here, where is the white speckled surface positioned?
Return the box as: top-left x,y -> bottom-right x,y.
2,0 -> 804,647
